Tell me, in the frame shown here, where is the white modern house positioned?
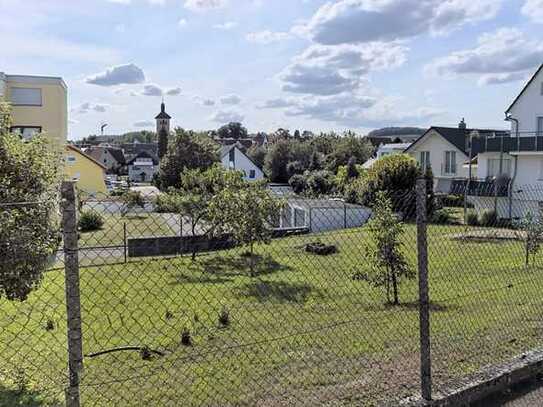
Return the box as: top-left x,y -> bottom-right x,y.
220,144 -> 264,182
127,151 -> 159,183
404,121 -> 507,193
362,142 -> 412,169
466,63 -> 543,219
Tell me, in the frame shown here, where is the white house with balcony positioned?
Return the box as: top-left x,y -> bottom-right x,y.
467,63 -> 543,219
362,142 -> 412,169
127,151 -> 158,183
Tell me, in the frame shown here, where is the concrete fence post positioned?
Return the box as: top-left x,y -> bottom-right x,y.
61,181 -> 83,407
416,177 -> 432,401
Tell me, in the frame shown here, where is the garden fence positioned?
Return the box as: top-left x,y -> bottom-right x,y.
2,179 -> 543,406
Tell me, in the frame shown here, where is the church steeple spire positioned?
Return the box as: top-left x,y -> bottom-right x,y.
155,100 -> 171,135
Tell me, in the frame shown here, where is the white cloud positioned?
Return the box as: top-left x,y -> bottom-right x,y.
72,102 -> 110,114
301,0 -> 502,45
202,99 -> 216,106
522,0 -> 543,24
178,18 -> 188,27
280,42 -> 407,95
246,30 -> 291,44
184,0 -> 227,12
85,63 -> 145,86
166,87 -> 182,96
141,84 -> 163,96
257,98 -> 297,109
214,21 -> 237,30
210,110 -> 244,123
220,94 -> 242,105
427,28 -> 543,85
134,120 -> 155,127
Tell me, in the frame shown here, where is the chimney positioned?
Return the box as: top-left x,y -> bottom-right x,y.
459,118 -> 467,130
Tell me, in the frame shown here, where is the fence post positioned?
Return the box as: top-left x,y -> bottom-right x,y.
61,181 -> 83,407
416,177 -> 432,401
123,222 -> 127,263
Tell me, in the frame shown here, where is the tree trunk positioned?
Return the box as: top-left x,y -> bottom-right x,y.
391,270 -> 399,305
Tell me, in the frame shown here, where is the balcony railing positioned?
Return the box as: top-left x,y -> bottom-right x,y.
450,178 -> 509,197
472,133 -> 543,154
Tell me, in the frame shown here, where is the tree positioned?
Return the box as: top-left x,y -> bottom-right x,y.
305,170 -> 335,197
0,102 -> 62,301
308,151 -> 323,171
363,192 -> 414,305
120,190 -> 146,216
264,140 -> 291,183
210,182 -> 283,275
217,122 -> 248,140
159,165 -> 245,260
346,157 -> 359,179
517,211 -> 543,267
157,129 -> 218,190
293,129 -> 301,139
326,133 -> 374,172
247,145 -> 266,170
157,128 -> 169,160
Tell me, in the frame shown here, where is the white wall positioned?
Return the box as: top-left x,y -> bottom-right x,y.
408,130 -> 469,192
221,147 -> 264,182
508,68 -> 543,134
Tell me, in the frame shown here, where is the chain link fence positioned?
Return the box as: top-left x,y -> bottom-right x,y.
2,179 -> 543,405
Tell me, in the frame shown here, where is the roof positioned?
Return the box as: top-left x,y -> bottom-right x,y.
4,73 -> 67,90
126,151 -> 159,166
155,102 -> 171,119
506,63 -> 543,114
219,144 -> 263,170
405,126 -> 509,156
66,145 -> 107,170
106,147 -> 126,165
379,142 -> 412,150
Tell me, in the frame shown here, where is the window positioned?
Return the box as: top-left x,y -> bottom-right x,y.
487,158 -> 511,178
249,169 -> 256,179
444,151 -> 457,175
10,87 -> 42,106
537,117 -> 543,136
66,155 -> 76,165
419,151 -> 430,170
10,126 -> 41,140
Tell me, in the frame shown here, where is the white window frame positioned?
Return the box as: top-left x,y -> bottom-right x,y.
443,151 -> 457,175
419,151 -> 430,170
10,87 -> 42,106
66,155 -> 77,165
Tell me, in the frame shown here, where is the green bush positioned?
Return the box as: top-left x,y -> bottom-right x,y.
431,208 -> 456,225
442,194 -> 464,207
78,210 -> 104,232
479,209 -> 498,227
466,211 -> 479,226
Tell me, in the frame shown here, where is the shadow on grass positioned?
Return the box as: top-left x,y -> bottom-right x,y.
169,272 -> 234,285
238,280 -> 319,304
198,254 -> 292,278
0,385 -> 48,407
361,301 -> 458,313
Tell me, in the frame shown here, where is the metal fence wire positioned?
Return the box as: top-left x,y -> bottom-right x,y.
2,179 -> 543,406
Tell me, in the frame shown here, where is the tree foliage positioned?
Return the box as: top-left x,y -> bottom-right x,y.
247,145 -> 266,169
120,190 -> 146,216
0,102 -> 62,301
326,133 -> 374,172
264,140 -> 291,183
362,192 -> 414,305
517,211 -> 543,267
157,129 -> 218,190
216,122 -> 248,140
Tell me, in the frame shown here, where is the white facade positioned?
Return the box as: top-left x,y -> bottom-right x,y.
220,145 -> 264,182
363,142 -> 412,169
507,65 -> 543,135
407,129 -> 469,193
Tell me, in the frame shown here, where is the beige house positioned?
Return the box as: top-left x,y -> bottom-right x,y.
0,72 -> 67,148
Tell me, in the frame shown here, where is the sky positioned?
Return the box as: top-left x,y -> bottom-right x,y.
1,0 -> 542,139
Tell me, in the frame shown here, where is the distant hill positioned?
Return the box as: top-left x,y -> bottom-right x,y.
367,127 -> 426,138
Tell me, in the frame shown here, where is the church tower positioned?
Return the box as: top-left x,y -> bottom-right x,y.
155,100 -> 171,135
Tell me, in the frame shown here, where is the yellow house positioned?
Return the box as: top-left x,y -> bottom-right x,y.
0,72 -> 67,148
64,145 -> 107,196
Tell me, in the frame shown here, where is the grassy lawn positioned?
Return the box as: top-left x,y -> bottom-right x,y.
1,222 -> 543,406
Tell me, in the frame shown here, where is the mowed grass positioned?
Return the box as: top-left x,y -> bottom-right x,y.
1,223 -> 543,406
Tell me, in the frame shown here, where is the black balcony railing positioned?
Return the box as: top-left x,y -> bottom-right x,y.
450,178 -> 509,197
472,133 -> 543,154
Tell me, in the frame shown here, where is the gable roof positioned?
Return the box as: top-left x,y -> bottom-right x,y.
106,147 -> 126,165
66,145 -> 107,170
405,126 -> 509,156
219,144 -> 263,170
126,150 -> 159,166
506,63 -> 543,114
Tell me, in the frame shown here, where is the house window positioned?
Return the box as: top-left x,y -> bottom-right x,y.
444,151 -> 457,175
10,87 -> 42,106
537,117 -> 543,136
10,126 -> 41,140
66,155 -> 76,165
249,169 -> 256,179
419,151 -> 430,170
487,158 -> 511,178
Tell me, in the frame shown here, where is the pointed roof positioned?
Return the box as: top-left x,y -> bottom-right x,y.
155,101 -> 171,119
506,63 -> 543,114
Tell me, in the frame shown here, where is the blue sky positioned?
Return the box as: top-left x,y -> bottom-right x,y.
1,0 -> 542,139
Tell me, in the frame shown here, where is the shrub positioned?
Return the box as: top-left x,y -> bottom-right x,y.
431,208 -> 456,225
466,211 -> 479,226
78,210 -> 104,232
289,174 -> 307,194
218,306 -> 230,327
442,194 -> 464,207
181,327 -> 192,346
305,170 -> 335,196
357,154 -> 421,215
479,209 -> 497,227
